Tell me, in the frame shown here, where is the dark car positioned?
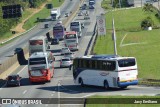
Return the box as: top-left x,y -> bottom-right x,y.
44,23 -> 49,28
14,48 -> 23,55
6,75 -> 22,87
89,5 -> 95,9
51,38 -> 59,45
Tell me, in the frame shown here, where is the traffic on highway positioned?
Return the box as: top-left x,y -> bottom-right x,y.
0,0 -> 160,107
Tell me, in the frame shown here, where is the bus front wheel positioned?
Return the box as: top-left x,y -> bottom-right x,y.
104,80 -> 109,89
79,78 -> 84,87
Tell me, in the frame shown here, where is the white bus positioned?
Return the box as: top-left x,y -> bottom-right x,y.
71,55 -> 138,89
29,36 -> 50,56
64,31 -> 79,51
28,52 -> 55,83
70,21 -> 84,38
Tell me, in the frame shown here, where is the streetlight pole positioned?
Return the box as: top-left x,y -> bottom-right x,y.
112,18 -> 117,55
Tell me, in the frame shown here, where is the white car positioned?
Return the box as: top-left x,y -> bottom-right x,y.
61,47 -> 70,55
60,57 -> 72,67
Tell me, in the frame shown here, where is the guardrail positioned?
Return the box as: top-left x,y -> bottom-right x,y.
0,0 -> 85,78
84,22 -> 97,55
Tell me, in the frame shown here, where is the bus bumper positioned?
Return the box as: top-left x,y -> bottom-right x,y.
29,77 -> 49,82
118,80 -> 138,87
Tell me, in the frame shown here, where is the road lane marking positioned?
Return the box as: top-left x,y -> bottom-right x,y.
82,93 -> 95,98
45,104 -> 48,107
58,81 -> 61,107
17,65 -> 27,74
22,90 -> 27,94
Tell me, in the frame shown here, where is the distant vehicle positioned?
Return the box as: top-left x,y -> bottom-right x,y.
89,5 -> 95,9
6,75 -> 22,87
89,0 -> 95,5
64,52 -> 74,60
80,4 -> 87,10
65,13 -> 69,17
64,31 -> 79,51
51,8 -> 61,20
70,21 -> 84,37
29,36 -> 50,56
127,0 -> 134,6
51,38 -> 59,45
53,23 -> 66,40
84,15 -> 90,20
60,57 -> 72,67
71,55 -> 138,89
44,23 -> 49,28
78,11 -> 83,16
28,52 -> 55,83
61,47 -> 70,55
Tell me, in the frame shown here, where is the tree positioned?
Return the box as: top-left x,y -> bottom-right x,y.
143,3 -> 154,14
141,16 -> 154,30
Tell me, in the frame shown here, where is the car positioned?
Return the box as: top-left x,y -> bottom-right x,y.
44,23 -> 49,28
64,52 -> 74,60
51,38 -> 59,45
65,13 -> 69,17
89,5 -> 95,9
78,11 -> 83,16
61,47 -> 70,55
6,75 -> 22,87
60,57 -> 72,67
84,16 -> 90,20
14,48 -> 22,55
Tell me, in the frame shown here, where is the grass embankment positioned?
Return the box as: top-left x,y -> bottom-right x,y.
86,95 -> 160,107
23,0 -> 64,30
94,7 -> 160,80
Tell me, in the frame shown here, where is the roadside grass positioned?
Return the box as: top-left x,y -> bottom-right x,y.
94,7 -> 160,79
23,0 -> 64,30
86,95 -> 160,107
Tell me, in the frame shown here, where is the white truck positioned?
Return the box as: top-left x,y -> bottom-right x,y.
50,8 -> 61,20
29,36 -> 50,56
127,0 -> 134,6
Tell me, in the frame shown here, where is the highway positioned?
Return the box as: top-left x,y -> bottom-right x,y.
0,0 -> 80,62
0,0 -> 160,107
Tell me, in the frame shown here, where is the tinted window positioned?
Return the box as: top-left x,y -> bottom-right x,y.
118,58 -> 136,67
29,58 -> 46,65
62,59 -> 70,61
65,34 -> 77,39
71,22 -> 79,26
102,61 -> 116,71
53,26 -> 63,30
8,76 -> 18,80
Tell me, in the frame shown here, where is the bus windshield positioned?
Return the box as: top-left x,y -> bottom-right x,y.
65,34 -> 77,39
71,22 -> 79,26
29,58 -> 46,65
53,26 -> 63,31
118,58 -> 136,67
29,40 -> 43,45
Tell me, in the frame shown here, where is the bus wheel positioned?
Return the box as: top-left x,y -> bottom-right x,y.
120,86 -> 127,89
79,78 -> 84,87
104,80 -> 109,89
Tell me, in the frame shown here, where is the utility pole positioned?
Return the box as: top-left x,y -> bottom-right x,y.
112,18 -> 117,55
119,0 -> 121,8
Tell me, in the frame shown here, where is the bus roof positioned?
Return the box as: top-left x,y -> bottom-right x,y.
65,31 -> 77,35
29,36 -> 46,40
30,52 -> 50,58
76,54 -> 135,61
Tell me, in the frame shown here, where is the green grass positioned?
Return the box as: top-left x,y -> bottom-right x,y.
23,0 -> 64,30
86,95 -> 160,107
94,7 -> 160,79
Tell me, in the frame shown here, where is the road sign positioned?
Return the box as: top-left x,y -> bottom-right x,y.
98,27 -> 106,35
96,15 -> 106,36
96,15 -> 105,27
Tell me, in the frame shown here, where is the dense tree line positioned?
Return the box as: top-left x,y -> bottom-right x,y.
0,0 -> 47,38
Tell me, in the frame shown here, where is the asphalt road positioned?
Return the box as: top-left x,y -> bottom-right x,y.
0,0 -> 160,107
0,0 -> 80,62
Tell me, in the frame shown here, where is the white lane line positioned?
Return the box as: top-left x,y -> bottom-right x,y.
17,65 -> 27,74
82,93 -> 95,98
22,90 -> 27,94
121,42 -> 147,47
58,81 -> 61,107
45,104 -> 48,107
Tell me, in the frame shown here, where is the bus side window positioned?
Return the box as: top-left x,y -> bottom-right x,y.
97,60 -> 102,70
